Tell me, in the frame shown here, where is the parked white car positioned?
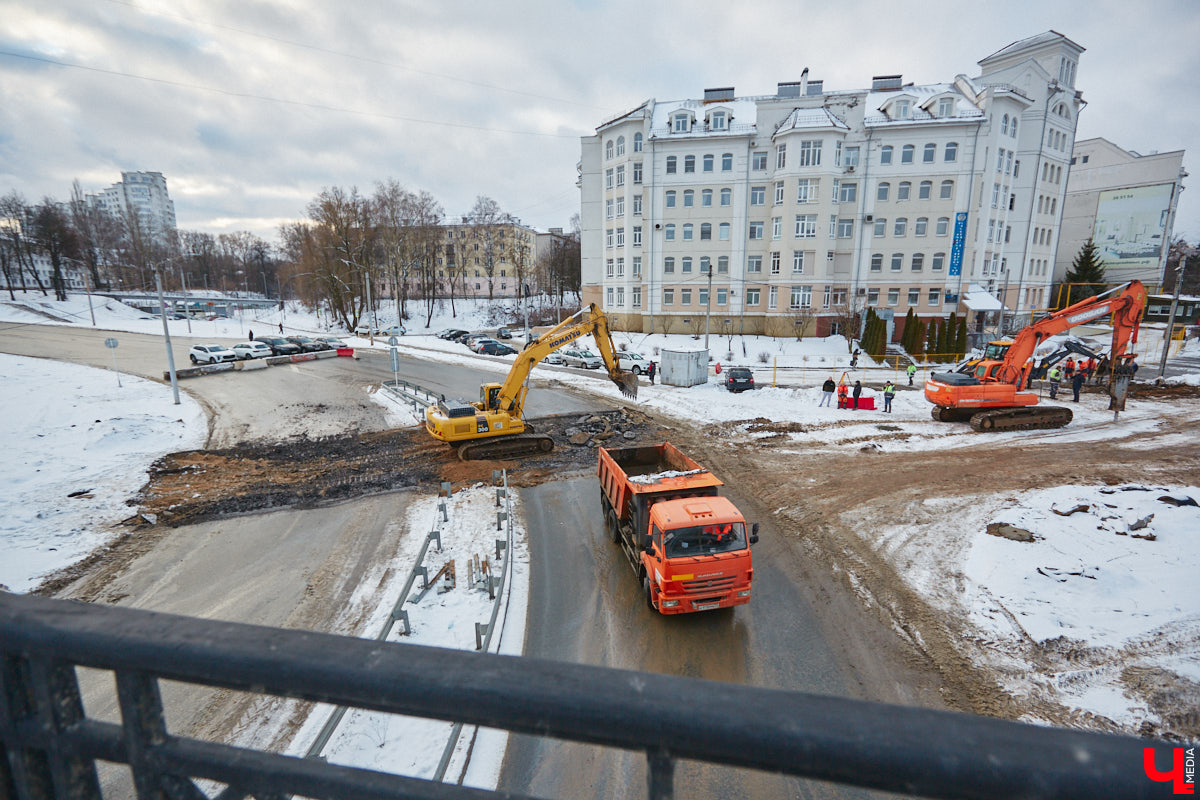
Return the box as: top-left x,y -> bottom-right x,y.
232,341 -> 273,360
189,344 -> 237,364
561,349 -> 603,369
618,352 -> 652,374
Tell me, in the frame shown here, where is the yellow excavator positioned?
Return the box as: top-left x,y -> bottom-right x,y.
424,304 -> 638,460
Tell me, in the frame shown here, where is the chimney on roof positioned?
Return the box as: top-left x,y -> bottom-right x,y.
806,80 -> 823,96
703,87 -> 735,103
872,75 -> 903,91
777,68 -> 809,99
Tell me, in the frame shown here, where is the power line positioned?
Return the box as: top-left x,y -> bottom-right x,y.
101,0 -> 607,111
0,50 -> 585,139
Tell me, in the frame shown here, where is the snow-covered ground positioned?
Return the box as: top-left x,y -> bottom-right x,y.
0,354 -> 207,592
860,484 -> 1200,734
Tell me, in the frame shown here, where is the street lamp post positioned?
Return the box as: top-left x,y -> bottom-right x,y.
155,265 -> 181,405
176,260 -> 192,334
1158,246 -> 1197,378
703,264 -> 714,350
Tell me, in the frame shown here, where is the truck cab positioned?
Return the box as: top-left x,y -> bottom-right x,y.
643,496 -> 756,613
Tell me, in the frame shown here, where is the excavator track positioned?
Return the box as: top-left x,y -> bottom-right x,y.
931,406 -> 975,423
968,406 -> 1073,432
456,433 -> 555,461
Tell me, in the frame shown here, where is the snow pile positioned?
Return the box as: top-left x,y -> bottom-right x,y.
866,484 -> 1200,735
0,354 -> 207,592
285,484 -> 528,788
368,386 -> 424,428
628,468 -> 707,484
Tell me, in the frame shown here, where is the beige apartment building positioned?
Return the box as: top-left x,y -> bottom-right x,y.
433,219 -> 538,299
581,31 -> 1087,340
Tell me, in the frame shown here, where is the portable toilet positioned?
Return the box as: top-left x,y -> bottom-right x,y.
659,348 -> 708,387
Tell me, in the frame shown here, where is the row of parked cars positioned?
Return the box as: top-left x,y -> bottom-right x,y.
435,328 -> 519,357
353,323 -> 406,337
188,335 -> 349,364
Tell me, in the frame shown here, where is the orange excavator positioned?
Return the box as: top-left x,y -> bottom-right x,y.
924,280 -> 1147,431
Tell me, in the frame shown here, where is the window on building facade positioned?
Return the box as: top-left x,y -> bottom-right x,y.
606,259 -> 613,277
798,140 -> 822,166
673,113 -> 690,133
720,188 -> 732,206
710,111 -> 726,131
923,143 -> 936,163
1001,114 -> 1009,135
752,151 -> 767,170
795,214 -> 817,238
792,250 -> 805,273
719,222 -> 730,240
605,169 -> 613,189
698,288 -> 709,306
682,224 -> 693,241
936,217 -> 950,236
901,144 -> 914,164
772,217 -> 782,239
797,178 -> 817,203
911,252 -> 924,271
908,288 -> 919,305
683,190 -> 694,207
664,257 -> 675,273
932,252 -> 945,271
750,186 -> 765,205
774,181 -> 785,204
616,165 -> 625,187
605,199 -> 613,219
768,286 -> 778,309
938,97 -> 954,117
632,286 -> 642,307
718,256 -> 728,273
844,146 -> 860,167
682,257 -> 693,273
616,136 -> 625,156
702,189 -> 713,206
944,141 -> 958,162
606,228 -> 613,247
664,224 -> 675,241
606,287 -> 613,306
894,218 -> 907,237
874,218 -> 886,237
915,217 -> 928,236
791,285 -> 812,309
633,162 -> 643,183
633,132 -> 643,152
888,288 -> 900,305
776,144 -> 787,169
870,253 -> 883,271
880,145 -> 893,165
939,180 -> 953,200
749,221 -> 764,239
703,154 -> 714,172
606,140 -> 614,160
837,218 -> 854,238
746,288 -> 760,305
616,196 -> 624,216
616,257 -> 624,277
633,195 -> 642,215
722,152 -> 733,171
891,253 -> 903,271
632,256 -> 642,276
877,182 -> 890,202
632,226 -> 642,246
918,180 -> 932,200
770,251 -> 781,274
665,190 -> 676,208
868,288 -> 880,305
717,288 -> 727,305
748,255 -> 762,273
684,155 -> 695,173
897,181 -> 911,201
616,227 -> 625,247
700,223 -> 711,240
839,182 -> 857,203
681,289 -> 692,305
928,288 -> 940,306
663,288 -> 674,304
666,156 -> 676,174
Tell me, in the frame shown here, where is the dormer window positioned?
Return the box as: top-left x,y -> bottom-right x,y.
710,111 -> 727,131
937,97 -> 954,117
894,100 -> 911,120
672,113 -> 691,133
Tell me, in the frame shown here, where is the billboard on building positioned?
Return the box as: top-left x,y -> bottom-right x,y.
1092,184 -> 1174,270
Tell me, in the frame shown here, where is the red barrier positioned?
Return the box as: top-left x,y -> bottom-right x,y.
336,347 -> 355,358
289,353 -> 317,363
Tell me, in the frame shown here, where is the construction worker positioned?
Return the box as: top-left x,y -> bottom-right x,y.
906,363 -> 918,386
882,380 -> 896,413
1047,364 -> 1063,399
1082,356 -> 1096,384
1063,357 -> 1076,379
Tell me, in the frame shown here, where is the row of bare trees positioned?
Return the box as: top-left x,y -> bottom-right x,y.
1,183 -> 277,302
278,182 -> 581,332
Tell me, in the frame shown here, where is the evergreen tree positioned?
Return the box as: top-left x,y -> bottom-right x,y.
937,314 -> 951,361
902,308 -> 916,351
955,314 -> 968,357
925,319 -> 939,361
912,319 -> 926,357
1063,238 -> 1107,307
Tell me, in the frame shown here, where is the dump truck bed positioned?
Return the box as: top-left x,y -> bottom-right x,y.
600,443 -> 724,495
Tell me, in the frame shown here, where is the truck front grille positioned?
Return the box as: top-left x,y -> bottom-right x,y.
681,576 -> 735,594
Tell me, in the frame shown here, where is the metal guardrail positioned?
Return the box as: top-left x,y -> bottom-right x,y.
0,590 -> 1166,800
382,378 -> 441,410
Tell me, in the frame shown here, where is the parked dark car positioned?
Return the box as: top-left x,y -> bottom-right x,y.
439,328 -> 469,341
496,327 -> 513,340
256,336 -> 301,356
461,333 -> 491,348
286,335 -> 329,352
724,367 -> 755,393
478,341 -> 517,356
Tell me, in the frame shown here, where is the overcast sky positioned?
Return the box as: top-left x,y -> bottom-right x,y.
2,0 -> 1197,247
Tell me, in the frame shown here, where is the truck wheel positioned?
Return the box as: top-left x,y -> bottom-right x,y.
605,509 -> 620,543
643,575 -> 656,612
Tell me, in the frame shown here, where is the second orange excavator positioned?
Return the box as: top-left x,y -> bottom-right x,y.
924,281 -> 1147,431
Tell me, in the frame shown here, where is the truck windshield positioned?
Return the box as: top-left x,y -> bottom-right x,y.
662,522 -> 746,558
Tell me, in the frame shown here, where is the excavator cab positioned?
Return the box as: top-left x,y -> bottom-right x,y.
982,341 -> 1012,362
481,383 -> 503,411
974,362 -> 1002,381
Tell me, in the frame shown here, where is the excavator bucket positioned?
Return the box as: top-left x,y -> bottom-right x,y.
612,370 -> 639,399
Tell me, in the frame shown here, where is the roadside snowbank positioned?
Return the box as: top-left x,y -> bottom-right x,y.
0,354 -> 207,592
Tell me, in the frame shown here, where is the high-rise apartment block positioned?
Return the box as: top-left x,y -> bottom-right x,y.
581,31 -> 1086,339
88,171 -> 177,244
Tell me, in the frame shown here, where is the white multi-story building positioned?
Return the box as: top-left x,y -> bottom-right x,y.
1057,138 -> 1187,288
581,30 -> 1085,340
88,171 -> 177,244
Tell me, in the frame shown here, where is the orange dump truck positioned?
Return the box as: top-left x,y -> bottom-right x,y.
598,443 -> 758,614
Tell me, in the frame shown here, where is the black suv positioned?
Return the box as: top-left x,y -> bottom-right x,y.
256,336 -> 302,356
724,367 -> 755,393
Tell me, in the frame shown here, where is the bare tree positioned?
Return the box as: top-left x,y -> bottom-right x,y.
31,199 -> 79,301
467,195 -> 504,303
69,180 -> 120,290
0,193 -> 47,295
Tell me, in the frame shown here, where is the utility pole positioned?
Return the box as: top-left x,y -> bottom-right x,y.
155,266 -> 181,405
703,264 -> 714,350
365,270 -> 376,343
177,260 -> 192,334
1158,246 -> 1196,378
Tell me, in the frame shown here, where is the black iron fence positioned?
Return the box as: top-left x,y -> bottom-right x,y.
0,592 -> 1170,799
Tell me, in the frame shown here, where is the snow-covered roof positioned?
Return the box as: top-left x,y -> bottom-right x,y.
961,285 -> 1005,312
774,107 -> 849,135
863,83 -> 984,127
979,30 -> 1084,65
648,98 -> 759,138
597,102 -> 649,131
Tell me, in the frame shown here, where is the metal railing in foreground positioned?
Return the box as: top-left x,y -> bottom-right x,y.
0,591 -> 1163,800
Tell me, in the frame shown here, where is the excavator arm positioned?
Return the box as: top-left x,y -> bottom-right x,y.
489,304 -> 637,418
997,280 -> 1147,389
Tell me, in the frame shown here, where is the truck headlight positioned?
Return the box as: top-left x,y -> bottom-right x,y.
660,599 -> 679,608
737,590 -> 751,597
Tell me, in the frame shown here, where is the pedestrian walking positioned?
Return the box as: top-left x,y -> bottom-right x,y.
646,361 -> 656,385
906,363 -> 917,386
852,380 -> 862,410
882,380 -> 896,413
248,329 -> 254,341
1071,372 -> 1085,402
819,377 -> 836,407
1047,364 -> 1063,399
850,348 -> 860,369
278,322 -> 284,334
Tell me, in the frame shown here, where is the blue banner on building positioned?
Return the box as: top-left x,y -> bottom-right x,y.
948,212 -> 968,276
